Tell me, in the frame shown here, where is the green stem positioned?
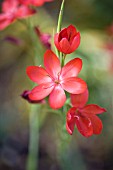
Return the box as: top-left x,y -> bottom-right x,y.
26,105 -> 40,170
61,54 -> 66,67
57,0 -> 65,33
25,18 -> 42,170
55,0 -> 65,58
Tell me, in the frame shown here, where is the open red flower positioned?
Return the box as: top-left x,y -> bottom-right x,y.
0,0 -> 35,30
66,89 -> 106,137
54,25 -> 80,54
19,0 -> 53,6
26,50 -> 87,109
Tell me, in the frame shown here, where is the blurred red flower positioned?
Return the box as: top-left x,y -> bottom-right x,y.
106,23 -> 113,36
0,0 -> 35,30
66,89 -> 106,137
35,26 -> 51,49
19,0 -> 53,6
26,50 -> 87,109
54,25 -> 80,54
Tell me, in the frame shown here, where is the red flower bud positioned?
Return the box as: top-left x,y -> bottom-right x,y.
54,25 -> 80,54
21,90 -> 46,104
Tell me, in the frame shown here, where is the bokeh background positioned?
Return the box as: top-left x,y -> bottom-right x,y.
0,0 -> 113,169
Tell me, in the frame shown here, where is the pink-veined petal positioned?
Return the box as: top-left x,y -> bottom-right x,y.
83,104 -> 107,115
89,115 -> 103,135
62,77 -> 87,94
61,58 -> 82,79
49,85 -> 66,109
70,88 -> 89,108
29,82 -> 54,100
44,50 -> 61,79
59,38 -> 71,54
75,116 -> 93,137
26,66 -> 52,84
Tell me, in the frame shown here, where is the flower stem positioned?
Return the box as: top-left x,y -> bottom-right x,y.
57,0 -> 65,33
25,17 -> 42,170
55,0 -> 65,58
61,53 -> 66,67
26,105 -> 40,170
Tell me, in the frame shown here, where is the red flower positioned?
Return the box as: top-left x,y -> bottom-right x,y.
0,0 -> 35,31
19,0 -> 53,6
54,25 -> 80,54
66,89 -> 106,137
26,50 -> 87,109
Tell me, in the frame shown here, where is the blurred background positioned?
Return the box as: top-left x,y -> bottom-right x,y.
0,0 -> 113,169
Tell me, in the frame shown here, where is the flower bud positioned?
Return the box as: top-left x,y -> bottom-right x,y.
54,25 -> 80,54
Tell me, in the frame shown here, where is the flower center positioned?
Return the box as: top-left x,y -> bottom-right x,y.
54,80 -> 60,84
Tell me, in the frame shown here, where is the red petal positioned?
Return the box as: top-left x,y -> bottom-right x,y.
26,66 -> 52,84
31,0 -> 44,6
66,107 -> 77,135
49,85 -> 66,109
0,14 -> 12,30
70,88 -> 89,108
75,116 -> 93,137
44,50 -> 61,79
62,77 -> 87,94
19,0 -> 30,5
59,38 -> 71,54
89,115 -> 103,135
2,0 -> 18,12
16,6 -> 36,18
83,104 -> 107,115
70,32 -> 80,52
67,25 -> 77,41
29,83 -> 54,100
32,0 -> 53,6
66,119 -> 75,135
59,28 -> 68,40
61,58 -> 82,79
20,0 -> 53,6
54,33 -> 62,51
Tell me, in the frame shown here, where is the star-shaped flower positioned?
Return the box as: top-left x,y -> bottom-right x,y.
27,50 -> 87,109
66,89 -> 106,137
